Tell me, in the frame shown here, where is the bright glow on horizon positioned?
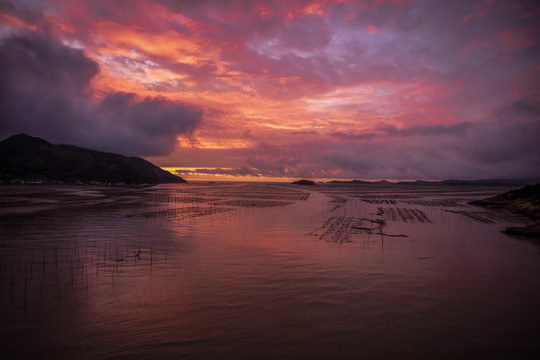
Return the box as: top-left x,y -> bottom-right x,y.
162,167 -> 426,183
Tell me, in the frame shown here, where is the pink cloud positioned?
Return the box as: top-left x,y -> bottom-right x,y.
1,0 -> 540,180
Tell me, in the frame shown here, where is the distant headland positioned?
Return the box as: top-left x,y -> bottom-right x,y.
325,179 -> 538,187
471,183 -> 540,239
0,134 -> 186,185
292,179 -> 316,185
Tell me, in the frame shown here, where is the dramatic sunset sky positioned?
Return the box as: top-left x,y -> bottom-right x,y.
1,0 -> 539,181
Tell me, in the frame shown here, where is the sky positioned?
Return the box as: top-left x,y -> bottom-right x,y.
1,0 -> 539,181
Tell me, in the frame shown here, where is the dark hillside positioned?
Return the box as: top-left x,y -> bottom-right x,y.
471,183 -> 540,238
0,134 -> 186,185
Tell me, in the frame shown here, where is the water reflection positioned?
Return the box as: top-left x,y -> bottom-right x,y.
1,183 -> 540,359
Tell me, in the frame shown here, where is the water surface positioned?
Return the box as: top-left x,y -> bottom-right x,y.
1,183 -> 539,359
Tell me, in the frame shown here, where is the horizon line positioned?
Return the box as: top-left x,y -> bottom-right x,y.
161,168 -> 538,184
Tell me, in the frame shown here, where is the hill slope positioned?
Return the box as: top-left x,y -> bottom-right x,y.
0,134 -> 186,185
471,183 -> 540,218
471,183 -> 540,238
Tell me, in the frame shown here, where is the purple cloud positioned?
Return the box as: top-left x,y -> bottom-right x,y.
0,30 -> 202,156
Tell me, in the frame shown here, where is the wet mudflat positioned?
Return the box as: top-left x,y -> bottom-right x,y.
1,183 -> 540,359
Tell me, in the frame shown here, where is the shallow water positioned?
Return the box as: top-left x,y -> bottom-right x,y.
1,183 -> 539,359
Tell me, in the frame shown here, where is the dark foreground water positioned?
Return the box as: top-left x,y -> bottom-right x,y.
1,183 -> 539,359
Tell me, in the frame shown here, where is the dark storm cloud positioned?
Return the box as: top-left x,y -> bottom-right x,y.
329,132 -> 377,141
0,0 -> 50,31
378,122 -> 474,137
0,31 -> 98,139
462,98 -> 540,168
0,30 -> 202,156
321,99 -> 540,180
329,122 -> 472,141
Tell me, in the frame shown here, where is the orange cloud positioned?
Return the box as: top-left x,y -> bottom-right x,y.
0,11 -> 37,31
2,0 -> 539,181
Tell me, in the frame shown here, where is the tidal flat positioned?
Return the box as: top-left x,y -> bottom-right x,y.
1,183 -> 539,359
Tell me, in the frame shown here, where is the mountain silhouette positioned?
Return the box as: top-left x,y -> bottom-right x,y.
0,134 -> 186,185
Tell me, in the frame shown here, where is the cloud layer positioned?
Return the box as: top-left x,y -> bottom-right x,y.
1,0 -> 539,179
0,30 -> 201,156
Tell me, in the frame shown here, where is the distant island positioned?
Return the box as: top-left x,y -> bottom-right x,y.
326,179 -> 537,187
0,134 -> 186,185
292,179 -> 316,185
328,179 -> 392,185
